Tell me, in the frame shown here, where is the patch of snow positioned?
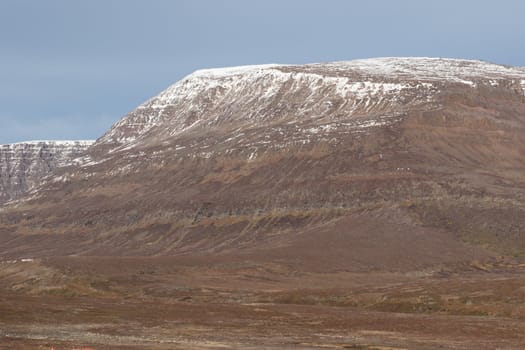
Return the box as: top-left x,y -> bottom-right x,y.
50,175 -> 69,183
356,119 -> 390,128
169,119 -> 202,136
8,140 -> 95,146
188,64 -> 282,79
327,57 -> 525,83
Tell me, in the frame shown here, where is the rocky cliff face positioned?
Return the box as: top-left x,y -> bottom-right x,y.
0,140 -> 94,204
1,58 -> 525,259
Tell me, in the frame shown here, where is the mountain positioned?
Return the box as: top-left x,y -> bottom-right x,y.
3,57 -> 525,349
1,57 -> 525,262
0,140 -> 94,205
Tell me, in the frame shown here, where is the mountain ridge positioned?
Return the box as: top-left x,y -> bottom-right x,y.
96,57 -> 525,150
0,140 -> 94,205
1,57 -> 525,260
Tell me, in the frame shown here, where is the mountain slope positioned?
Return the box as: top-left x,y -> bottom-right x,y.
0,140 -> 94,205
1,57 -> 525,264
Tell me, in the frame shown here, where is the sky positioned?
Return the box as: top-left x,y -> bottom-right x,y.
1,0 -> 525,144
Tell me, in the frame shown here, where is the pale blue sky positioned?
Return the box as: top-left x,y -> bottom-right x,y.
1,0 -> 524,143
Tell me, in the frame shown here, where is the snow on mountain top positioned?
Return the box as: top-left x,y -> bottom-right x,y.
327,57 -> 525,81
182,57 -> 525,82
4,140 -> 95,147
99,57 -> 525,148
148,57 -> 525,110
188,64 -> 282,79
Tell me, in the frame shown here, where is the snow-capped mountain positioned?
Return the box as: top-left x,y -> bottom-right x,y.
0,140 -> 94,204
97,57 -> 525,153
1,57 -> 525,257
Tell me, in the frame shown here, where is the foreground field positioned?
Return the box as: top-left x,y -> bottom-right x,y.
1,255 -> 525,350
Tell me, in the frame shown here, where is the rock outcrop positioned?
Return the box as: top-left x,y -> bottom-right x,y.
0,140 -> 93,204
